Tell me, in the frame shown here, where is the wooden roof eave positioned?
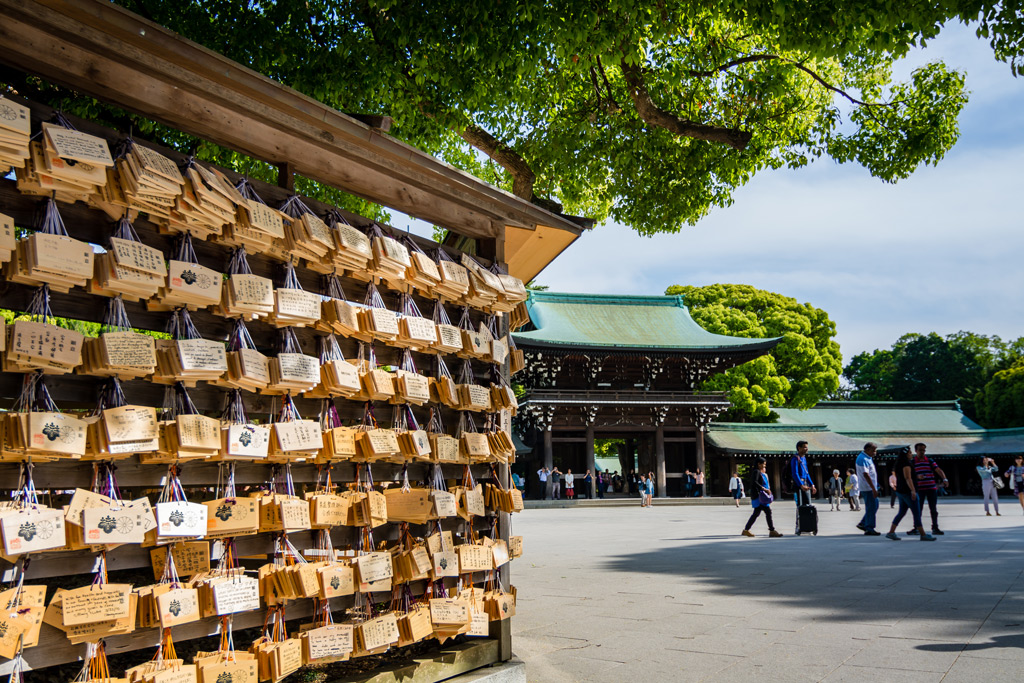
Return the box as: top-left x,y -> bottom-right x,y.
0,0 -> 588,243
515,337 -> 782,357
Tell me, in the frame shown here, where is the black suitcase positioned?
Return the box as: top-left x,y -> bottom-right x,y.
796,504 -> 818,535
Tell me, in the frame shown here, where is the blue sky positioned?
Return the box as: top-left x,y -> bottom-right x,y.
403,24 -> 1024,365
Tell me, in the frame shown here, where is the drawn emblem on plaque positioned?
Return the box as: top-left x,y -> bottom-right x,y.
501,601 -> 510,614
0,622 -> 8,637
330,576 -> 340,590
98,515 -> 118,534
216,673 -> 233,683
215,504 -> 233,521
0,103 -> 17,121
168,599 -> 182,617
169,510 -> 185,527
180,269 -> 198,285
116,516 -> 135,534
183,510 -> 201,528
42,422 -> 61,441
17,522 -> 37,542
238,428 -> 253,447
438,557 -> 449,570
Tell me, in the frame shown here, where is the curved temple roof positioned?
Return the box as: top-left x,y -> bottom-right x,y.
512,291 -> 780,353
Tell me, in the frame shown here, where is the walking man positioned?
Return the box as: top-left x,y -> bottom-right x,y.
790,441 -> 816,532
856,443 -> 881,535
908,443 -> 948,535
537,466 -> 550,500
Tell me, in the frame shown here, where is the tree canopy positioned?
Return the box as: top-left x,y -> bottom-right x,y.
665,283 -> 842,419
843,331 -> 1024,422
42,0 -> 1010,236
974,360 -> 1024,428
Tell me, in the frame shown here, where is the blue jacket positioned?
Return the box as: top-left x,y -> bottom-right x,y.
791,455 -> 813,487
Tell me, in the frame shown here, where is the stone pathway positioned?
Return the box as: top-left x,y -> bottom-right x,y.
511,500 -> 1024,682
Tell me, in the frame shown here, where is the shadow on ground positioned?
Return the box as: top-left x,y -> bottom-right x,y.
600,525 -> 1024,648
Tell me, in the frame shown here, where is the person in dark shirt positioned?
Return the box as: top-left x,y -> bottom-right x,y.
906,443 -> 949,536
885,448 -> 935,541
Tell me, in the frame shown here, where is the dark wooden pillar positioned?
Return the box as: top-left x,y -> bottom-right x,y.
695,429 -> 706,496
542,428 -> 553,499
585,425 -> 595,497
655,425 -> 666,497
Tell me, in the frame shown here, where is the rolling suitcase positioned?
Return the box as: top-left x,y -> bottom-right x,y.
796,504 -> 818,535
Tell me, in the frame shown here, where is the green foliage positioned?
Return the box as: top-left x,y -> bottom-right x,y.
975,360 -> 1024,428
844,331 -> 1023,421
1,309 -> 170,340
665,283 -> 842,419
79,0 -> 1016,235
594,438 -> 624,461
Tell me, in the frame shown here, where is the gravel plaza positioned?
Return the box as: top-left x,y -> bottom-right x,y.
512,500 -> 1023,682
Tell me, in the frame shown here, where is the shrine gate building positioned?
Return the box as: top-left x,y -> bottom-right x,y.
512,292 -> 779,497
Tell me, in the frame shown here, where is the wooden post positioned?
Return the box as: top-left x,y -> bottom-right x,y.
276,161 -> 295,192
695,429 -> 706,496
543,428 -> 553,469
771,459 -> 783,495
655,425 -> 666,498
585,425 -> 595,498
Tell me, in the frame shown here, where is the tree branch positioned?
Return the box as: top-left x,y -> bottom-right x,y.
459,124 -> 537,200
620,62 -> 753,150
688,54 -> 781,78
693,52 -> 892,109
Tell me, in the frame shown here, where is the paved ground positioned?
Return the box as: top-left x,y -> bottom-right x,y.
511,499 -> 1024,682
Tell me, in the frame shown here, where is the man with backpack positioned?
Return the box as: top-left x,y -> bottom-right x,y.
790,441 -> 817,534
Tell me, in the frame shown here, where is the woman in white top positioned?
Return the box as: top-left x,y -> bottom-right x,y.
977,457 -> 1000,516
845,468 -> 860,511
728,471 -> 744,507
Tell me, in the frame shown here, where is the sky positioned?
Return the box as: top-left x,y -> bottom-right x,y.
399,23 -> 1024,365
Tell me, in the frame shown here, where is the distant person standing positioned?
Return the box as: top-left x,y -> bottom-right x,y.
536,467 -> 550,500
564,469 -> 575,499
596,472 -> 606,499
582,469 -> 593,499
1004,454 -> 1024,514
683,470 -> 693,497
855,443 -> 881,535
646,474 -> 655,504
550,467 -> 562,501
909,443 -> 948,535
845,468 -> 861,511
695,469 -> 705,497
729,471 -> 745,507
638,474 -> 649,507
826,469 -> 844,511
977,457 -> 1000,516
742,457 -> 783,538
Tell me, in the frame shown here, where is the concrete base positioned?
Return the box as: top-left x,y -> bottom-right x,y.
443,658 -> 525,683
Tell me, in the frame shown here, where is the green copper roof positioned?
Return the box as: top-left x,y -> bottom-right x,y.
512,291 -> 780,352
706,423 -> 874,456
774,401 -> 983,434
707,423 -> 1024,458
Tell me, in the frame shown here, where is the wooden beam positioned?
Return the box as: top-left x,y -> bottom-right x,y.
344,114 -> 393,132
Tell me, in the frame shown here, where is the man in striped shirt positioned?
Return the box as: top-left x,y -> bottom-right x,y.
908,443 -> 950,536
